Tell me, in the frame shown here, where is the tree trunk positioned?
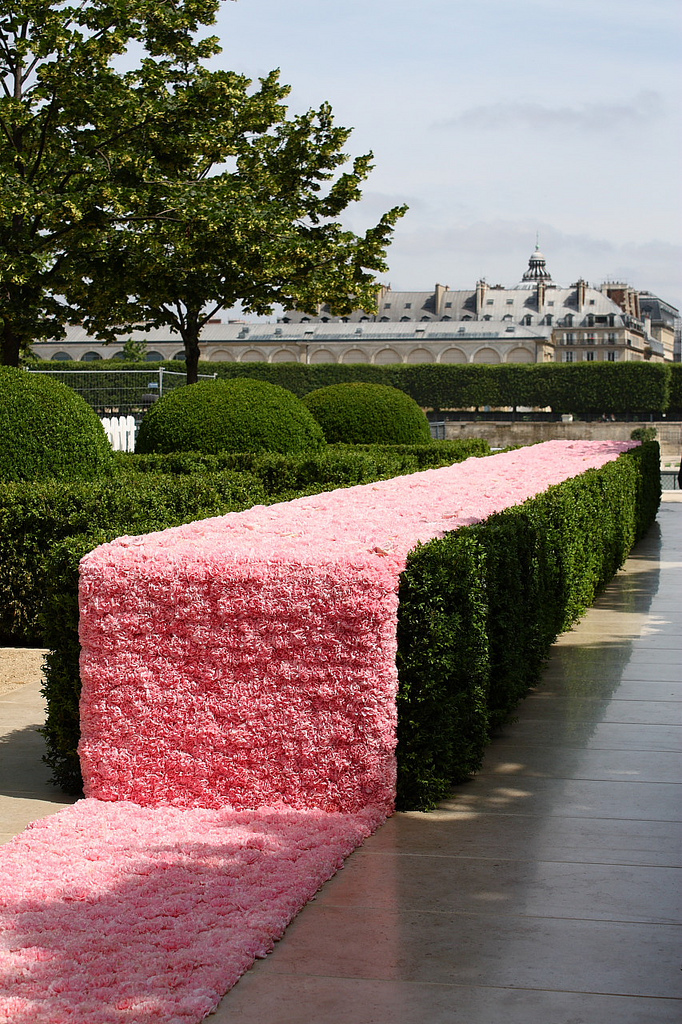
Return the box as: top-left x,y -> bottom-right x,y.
0,325 -> 22,367
183,328 -> 201,385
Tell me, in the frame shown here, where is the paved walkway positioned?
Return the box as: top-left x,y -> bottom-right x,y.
1,495 -> 680,1023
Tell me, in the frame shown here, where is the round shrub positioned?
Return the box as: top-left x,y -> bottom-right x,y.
0,367 -> 113,482
302,382 -> 432,445
135,378 -> 326,456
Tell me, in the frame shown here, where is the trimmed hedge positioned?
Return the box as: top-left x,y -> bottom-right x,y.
36,359 -> 674,416
0,440 -> 488,647
114,439 -> 490,493
0,472 -> 269,646
395,441 -> 661,809
0,367 -> 113,482
34,442 -> 658,800
302,383 -> 432,444
0,440 -> 488,790
668,363 -> 682,418
135,378 -> 326,455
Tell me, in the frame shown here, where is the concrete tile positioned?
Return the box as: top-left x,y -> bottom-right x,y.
519,696 -> 682,726
492,719 -> 681,752
480,746 -> 682,785
369,812 -> 682,867
255,905 -> 682,999
0,795 -> 76,842
218,974 -> 682,1024
439,775 -> 681,821
312,849 -> 682,925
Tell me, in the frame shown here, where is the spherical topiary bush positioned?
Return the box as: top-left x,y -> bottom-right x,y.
302,382 -> 432,445
0,367 -> 113,482
135,378 -> 326,455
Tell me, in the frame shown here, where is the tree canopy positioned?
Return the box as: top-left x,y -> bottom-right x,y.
0,1 -> 406,381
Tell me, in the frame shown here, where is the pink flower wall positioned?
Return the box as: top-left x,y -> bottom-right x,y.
79,441 -> 635,815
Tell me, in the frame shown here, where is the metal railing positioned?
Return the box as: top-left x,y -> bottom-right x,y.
27,367 -> 217,416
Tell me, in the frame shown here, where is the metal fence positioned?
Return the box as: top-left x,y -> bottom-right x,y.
27,367 -> 217,416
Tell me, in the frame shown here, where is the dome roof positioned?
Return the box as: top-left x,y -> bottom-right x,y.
520,245 -> 554,286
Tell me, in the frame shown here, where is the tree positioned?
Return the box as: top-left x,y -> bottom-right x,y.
0,0 -> 236,365
0,2 -> 406,382
69,87 -> 406,382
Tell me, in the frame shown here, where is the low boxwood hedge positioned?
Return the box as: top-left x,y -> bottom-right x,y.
395,441 -> 660,808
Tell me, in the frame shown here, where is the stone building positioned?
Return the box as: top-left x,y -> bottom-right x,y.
31,249 -> 674,365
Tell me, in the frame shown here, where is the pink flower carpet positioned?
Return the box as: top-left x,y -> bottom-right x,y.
0,441 -> 635,1022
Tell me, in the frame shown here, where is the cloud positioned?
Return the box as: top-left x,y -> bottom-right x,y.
437,91 -> 665,134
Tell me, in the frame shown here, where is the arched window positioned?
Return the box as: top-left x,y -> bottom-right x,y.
52,352 -> 73,361
81,351 -> 102,361
145,351 -> 164,361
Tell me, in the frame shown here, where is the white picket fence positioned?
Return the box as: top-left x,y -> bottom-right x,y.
101,415 -> 137,452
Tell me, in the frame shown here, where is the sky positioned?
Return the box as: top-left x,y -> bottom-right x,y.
207,0 -> 682,314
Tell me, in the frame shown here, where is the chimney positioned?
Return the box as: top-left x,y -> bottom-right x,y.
576,279 -> 587,312
435,283 -> 449,317
475,279 -> 487,316
536,280 -> 546,312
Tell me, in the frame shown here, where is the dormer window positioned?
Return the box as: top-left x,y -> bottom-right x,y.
404,303 -> 412,309
445,301 -> 452,308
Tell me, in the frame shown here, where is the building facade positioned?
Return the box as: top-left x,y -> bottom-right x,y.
31,249 -> 675,365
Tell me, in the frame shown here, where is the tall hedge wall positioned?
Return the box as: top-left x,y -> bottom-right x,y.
395,441 -> 660,809
35,359 -> 674,415
28,442 -> 659,801
0,441 -> 487,791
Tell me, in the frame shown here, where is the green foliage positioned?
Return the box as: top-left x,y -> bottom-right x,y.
630,427 -> 657,442
0,1 -> 225,366
210,360 -> 672,414
396,533 -> 490,804
0,367 -> 113,482
33,358 -> 677,417
395,443 -> 660,809
115,439 -> 490,493
667,364 -> 682,416
39,531 -> 118,793
302,382 -> 432,444
135,378 -> 327,455
0,4 -> 405,380
112,338 -> 148,362
0,470 -> 268,645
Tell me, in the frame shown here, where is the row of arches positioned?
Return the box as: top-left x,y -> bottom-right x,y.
204,346 -> 536,365
47,345 -> 536,366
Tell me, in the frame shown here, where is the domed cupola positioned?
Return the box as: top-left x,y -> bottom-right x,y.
521,245 -> 553,284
